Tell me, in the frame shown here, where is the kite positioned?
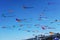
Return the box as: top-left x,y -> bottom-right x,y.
47,27 -> 55,29
1,26 -> 7,29
43,25 -> 56,29
23,5 -> 33,9
6,16 -> 14,17
39,13 -> 48,21
18,28 -> 21,30
2,14 -> 14,17
16,18 -> 21,22
23,19 -> 27,21
2,14 -> 6,17
12,25 -> 16,28
39,17 -> 47,19
41,26 -> 46,30
40,13 -> 44,16
49,32 -> 54,35
25,30 -> 31,32
38,17 -> 42,21
53,19 -> 60,22
38,13 -> 48,21
19,24 -> 24,27
50,22 -> 54,24
48,2 -> 55,5
34,24 -> 40,26
50,19 -> 59,24
41,25 -> 56,29
55,19 -> 58,22
34,24 -> 40,28
27,30 -> 30,32
41,27 -> 46,30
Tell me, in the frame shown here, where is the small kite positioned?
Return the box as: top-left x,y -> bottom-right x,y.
12,25 -> 16,28
16,18 -> 21,22
47,27 -> 55,29
2,14 -> 14,17
34,24 -> 40,26
50,19 -> 59,24
1,26 -> 7,29
49,32 -> 54,35
2,14 -> 6,17
48,2 -> 55,5
25,30 -> 31,32
41,26 -> 46,30
23,5 -> 33,9
41,27 -> 46,30
55,19 -> 58,22
18,28 -> 21,30
38,18 -> 42,21
19,24 -> 24,27
40,13 -> 44,16
50,22 -> 54,24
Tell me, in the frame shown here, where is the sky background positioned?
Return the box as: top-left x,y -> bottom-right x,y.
0,0 -> 60,40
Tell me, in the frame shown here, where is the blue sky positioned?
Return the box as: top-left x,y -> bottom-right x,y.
0,0 -> 60,40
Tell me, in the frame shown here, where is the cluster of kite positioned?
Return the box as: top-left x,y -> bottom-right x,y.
0,0 -> 58,36
0,24 -> 55,32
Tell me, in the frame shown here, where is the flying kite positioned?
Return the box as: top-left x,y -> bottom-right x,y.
49,32 -> 54,35
19,24 -> 24,27
12,25 -> 16,28
1,26 -> 7,29
34,24 -> 40,26
41,26 -> 46,30
50,22 -> 54,24
2,14 -> 14,17
48,2 -> 55,5
55,19 -> 58,22
18,28 -> 21,30
41,27 -> 46,30
2,14 -> 6,17
38,13 -> 48,21
16,18 -> 21,22
23,5 -> 33,9
47,27 -> 55,29
25,30 -> 31,32
50,19 -> 59,24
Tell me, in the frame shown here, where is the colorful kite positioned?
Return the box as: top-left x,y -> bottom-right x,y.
16,18 -> 21,22
41,26 -> 46,30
